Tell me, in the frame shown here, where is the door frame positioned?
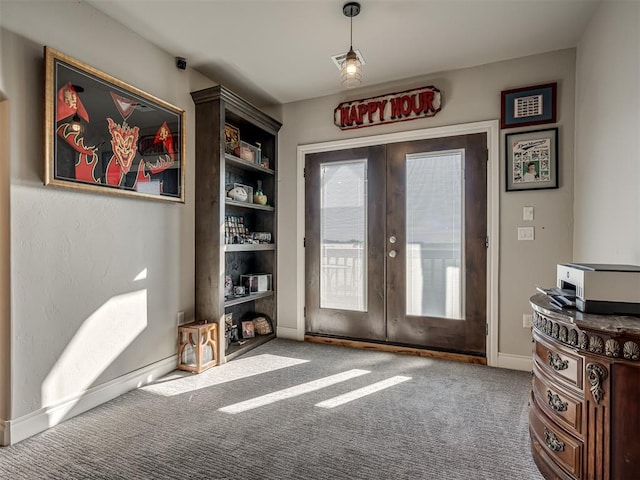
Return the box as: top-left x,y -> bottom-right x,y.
295,120 -> 500,366
0,99 -> 11,446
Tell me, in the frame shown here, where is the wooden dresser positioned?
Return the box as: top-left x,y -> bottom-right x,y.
529,294 -> 640,480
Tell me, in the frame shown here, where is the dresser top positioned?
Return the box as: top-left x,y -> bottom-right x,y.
530,293 -> 640,335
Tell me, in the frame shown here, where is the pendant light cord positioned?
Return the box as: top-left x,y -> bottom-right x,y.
350,15 -> 353,50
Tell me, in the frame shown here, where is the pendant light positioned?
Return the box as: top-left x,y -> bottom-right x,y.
341,2 -> 362,88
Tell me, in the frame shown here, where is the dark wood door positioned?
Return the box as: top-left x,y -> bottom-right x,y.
305,146 -> 386,341
386,133 -> 487,355
305,133 -> 487,356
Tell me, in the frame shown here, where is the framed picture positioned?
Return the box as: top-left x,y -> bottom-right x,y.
241,320 -> 255,339
44,46 -> 185,202
505,128 -> 558,192
501,82 -> 557,129
224,123 -> 240,155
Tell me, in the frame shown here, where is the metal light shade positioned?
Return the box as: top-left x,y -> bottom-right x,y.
341,48 -> 362,88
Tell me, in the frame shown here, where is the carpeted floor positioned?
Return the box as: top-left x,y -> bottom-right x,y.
0,339 -> 543,479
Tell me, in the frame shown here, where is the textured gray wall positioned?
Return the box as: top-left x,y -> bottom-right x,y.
0,1 -> 213,419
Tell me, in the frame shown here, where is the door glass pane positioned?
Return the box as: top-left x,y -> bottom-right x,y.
320,160 -> 367,311
406,150 -> 464,319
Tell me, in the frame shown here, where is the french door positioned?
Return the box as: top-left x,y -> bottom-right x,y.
305,133 -> 487,356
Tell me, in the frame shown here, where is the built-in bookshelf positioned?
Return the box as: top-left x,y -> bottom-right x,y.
191,85 -> 281,363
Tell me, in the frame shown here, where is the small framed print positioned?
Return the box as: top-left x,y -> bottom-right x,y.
505,128 -> 558,192
241,320 -> 255,339
501,82 -> 557,129
224,123 -> 240,155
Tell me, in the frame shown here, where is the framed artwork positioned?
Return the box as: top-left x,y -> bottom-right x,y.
501,82 -> 557,129
224,123 -> 240,155
505,128 -> 558,192
241,320 -> 255,339
44,47 -> 186,202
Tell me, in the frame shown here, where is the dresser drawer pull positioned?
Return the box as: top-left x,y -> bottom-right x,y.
544,427 -> 565,452
547,352 -> 569,371
547,390 -> 568,412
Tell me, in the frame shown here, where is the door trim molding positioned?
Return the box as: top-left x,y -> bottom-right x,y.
296,120 -> 500,366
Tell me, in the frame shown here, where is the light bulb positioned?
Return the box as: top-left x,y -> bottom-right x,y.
346,62 -> 357,75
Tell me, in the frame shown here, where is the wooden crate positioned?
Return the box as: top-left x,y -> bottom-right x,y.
177,322 -> 218,373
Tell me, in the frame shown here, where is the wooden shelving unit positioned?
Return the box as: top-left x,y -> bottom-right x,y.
225,153 -> 275,175
225,199 -> 275,211
224,244 -> 276,253
224,291 -> 274,308
191,85 -> 282,364
225,333 -> 276,362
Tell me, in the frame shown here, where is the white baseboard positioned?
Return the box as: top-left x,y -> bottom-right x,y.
6,355 -> 177,445
277,326 -> 304,341
497,352 -> 533,372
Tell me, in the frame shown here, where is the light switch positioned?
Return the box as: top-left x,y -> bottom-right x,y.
518,226 -> 535,241
523,206 -> 534,221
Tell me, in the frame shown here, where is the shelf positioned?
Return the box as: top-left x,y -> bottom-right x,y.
224,290 -> 274,308
192,85 -> 281,365
225,243 -> 275,252
225,153 -> 275,175
225,333 -> 276,361
225,198 -> 275,211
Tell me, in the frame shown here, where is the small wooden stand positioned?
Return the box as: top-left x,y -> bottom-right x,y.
177,322 -> 218,373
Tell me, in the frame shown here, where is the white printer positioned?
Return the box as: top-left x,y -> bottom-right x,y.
557,263 -> 640,315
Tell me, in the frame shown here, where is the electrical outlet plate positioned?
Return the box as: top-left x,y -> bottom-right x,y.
523,206 -> 534,221
518,226 -> 535,241
177,311 -> 185,325
523,314 -> 533,328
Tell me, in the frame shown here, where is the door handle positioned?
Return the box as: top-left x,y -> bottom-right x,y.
388,250 -> 397,258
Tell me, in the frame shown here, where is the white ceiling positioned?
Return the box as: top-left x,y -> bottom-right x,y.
86,0 -> 601,106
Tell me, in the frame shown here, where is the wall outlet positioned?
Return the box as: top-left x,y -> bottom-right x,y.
523,313 -> 533,328
177,311 -> 185,326
517,226 -> 535,241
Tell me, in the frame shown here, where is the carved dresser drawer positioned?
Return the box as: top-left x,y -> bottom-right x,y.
534,331 -> 583,392
532,363 -> 583,436
530,401 -> 583,479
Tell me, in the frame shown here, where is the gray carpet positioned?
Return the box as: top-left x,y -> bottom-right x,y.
0,339 -> 543,479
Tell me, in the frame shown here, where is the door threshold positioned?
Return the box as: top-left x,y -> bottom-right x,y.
304,335 -> 487,365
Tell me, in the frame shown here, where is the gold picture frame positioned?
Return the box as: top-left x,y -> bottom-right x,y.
224,123 -> 240,155
44,46 -> 186,202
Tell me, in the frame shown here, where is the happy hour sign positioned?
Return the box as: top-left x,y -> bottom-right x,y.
334,85 -> 442,130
